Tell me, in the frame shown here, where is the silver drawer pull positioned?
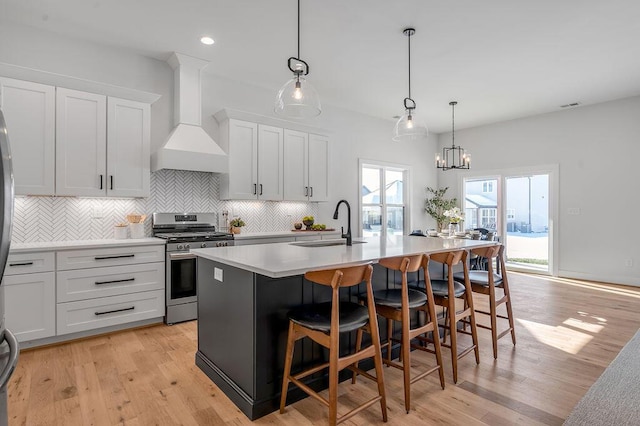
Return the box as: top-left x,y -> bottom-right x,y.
9,261 -> 34,267
95,277 -> 135,285
94,254 -> 135,260
95,306 -> 135,316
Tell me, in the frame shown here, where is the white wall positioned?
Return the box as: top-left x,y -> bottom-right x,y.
437,97 -> 640,286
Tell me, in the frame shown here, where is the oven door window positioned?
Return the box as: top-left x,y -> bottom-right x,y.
171,257 -> 197,299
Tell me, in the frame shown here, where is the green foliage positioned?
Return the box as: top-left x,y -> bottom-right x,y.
425,187 -> 457,230
230,217 -> 245,227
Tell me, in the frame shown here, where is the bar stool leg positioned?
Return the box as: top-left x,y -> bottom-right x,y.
329,343 -> 339,426
352,328 -> 364,384
387,319 -> 393,364
489,283 -> 499,359
448,296 -> 460,383
370,309 -> 388,422
280,321 -> 297,413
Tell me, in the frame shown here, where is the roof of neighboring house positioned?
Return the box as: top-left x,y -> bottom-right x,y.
465,194 -> 497,208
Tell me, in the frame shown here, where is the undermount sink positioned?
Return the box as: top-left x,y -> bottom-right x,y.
290,239 -> 367,248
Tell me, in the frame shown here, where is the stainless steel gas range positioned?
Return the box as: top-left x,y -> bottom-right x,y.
152,212 -> 234,324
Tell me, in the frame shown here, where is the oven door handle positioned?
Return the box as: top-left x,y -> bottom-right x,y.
169,253 -> 197,260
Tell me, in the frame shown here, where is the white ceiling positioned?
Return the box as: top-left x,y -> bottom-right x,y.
3,0 -> 640,133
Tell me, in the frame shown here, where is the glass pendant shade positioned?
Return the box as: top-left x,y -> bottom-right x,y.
274,76 -> 321,119
392,110 -> 428,141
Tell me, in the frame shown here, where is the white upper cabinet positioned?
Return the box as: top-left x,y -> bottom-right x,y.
257,125 -> 284,201
0,77 -> 55,195
107,97 -> 150,197
56,88 -> 150,197
221,119 -> 284,201
284,130 -> 329,202
283,130 -> 309,201
307,134 -> 329,202
56,88 -> 107,196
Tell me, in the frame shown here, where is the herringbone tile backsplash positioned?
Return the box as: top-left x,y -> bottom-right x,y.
12,170 -> 320,242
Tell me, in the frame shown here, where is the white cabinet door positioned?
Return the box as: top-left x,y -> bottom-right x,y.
283,129 -> 309,201
56,88 -> 107,196
0,77 -> 55,195
308,134 -> 329,202
107,97 -> 150,197
257,124 -> 284,201
4,272 -> 56,342
222,119 -> 258,200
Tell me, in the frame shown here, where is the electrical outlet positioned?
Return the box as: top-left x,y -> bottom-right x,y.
625,259 -> 634,267
92,206 -> 103,218
567,208 -> 581,215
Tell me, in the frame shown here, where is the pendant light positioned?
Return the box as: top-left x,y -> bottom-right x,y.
274,0 -> 321,119
392,28 -> 428,141
435,101 -> 470,170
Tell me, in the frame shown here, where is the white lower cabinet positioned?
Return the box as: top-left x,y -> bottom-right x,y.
4,243 -> 165,346
4,272 -> 56,342
56,244 -> 165,337
57,289 -> 164,335
57,262 -> 164,303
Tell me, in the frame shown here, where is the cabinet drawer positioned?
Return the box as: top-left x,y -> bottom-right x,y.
56,289 -> 164,335
5,252 -> 55,275
57,245 -> 164,270
4,272 -> 56,342
57,262 -> 165,303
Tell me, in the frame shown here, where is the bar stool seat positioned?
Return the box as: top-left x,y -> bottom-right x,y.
372,288 -> 427,309
453,271 -> 502,286
428,279 -> 466,298
289,302 -> 369,332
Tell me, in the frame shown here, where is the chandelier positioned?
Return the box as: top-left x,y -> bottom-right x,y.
435,101 -> 470,170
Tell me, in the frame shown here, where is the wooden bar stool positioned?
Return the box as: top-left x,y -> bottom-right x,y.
353,254 -> 445,413
423,249 -> 479,383
453,245 -> 516,359
279,264 -> 387,426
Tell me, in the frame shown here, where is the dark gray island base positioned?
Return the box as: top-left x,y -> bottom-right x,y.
195,257 -> 405,420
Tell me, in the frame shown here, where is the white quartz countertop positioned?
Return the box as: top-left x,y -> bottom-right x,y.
233,230 -> 341,239
192,235 -> 497,278
9,238 -> 166,253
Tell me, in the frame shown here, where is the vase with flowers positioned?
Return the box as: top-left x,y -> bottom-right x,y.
443,207 -> 464,236
229,217 -> 245,234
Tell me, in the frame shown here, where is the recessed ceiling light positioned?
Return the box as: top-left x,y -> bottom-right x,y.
200,36 -> 215,45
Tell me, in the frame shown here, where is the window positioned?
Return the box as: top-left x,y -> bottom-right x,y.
360,161 -> 409,237
480,208 -> 497,228
482,181 -> 494,193
506,208 -> 516,220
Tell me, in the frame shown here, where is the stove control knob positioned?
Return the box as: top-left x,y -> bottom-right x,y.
201,243 -> 207,248
185,244 -> 191,249
177,244 -> 184,250
224,242 -> 229,246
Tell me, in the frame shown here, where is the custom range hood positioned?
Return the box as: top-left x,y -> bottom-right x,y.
151,52 -> 228,173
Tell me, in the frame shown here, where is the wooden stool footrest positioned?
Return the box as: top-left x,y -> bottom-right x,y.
410,365 -> 442,384
289,377 -> 330,407
337,396 -> 383,425
292,362 -> 330,381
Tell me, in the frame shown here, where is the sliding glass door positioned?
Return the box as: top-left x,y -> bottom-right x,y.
504,174 -> 550,273
462,166 -> 557,275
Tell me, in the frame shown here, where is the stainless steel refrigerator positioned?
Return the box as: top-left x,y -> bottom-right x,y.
0,109 -> 19,426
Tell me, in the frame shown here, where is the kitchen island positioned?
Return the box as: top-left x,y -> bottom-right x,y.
192,235 -> 496,420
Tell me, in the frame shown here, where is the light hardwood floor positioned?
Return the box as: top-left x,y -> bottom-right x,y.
8,272 -> 640,425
